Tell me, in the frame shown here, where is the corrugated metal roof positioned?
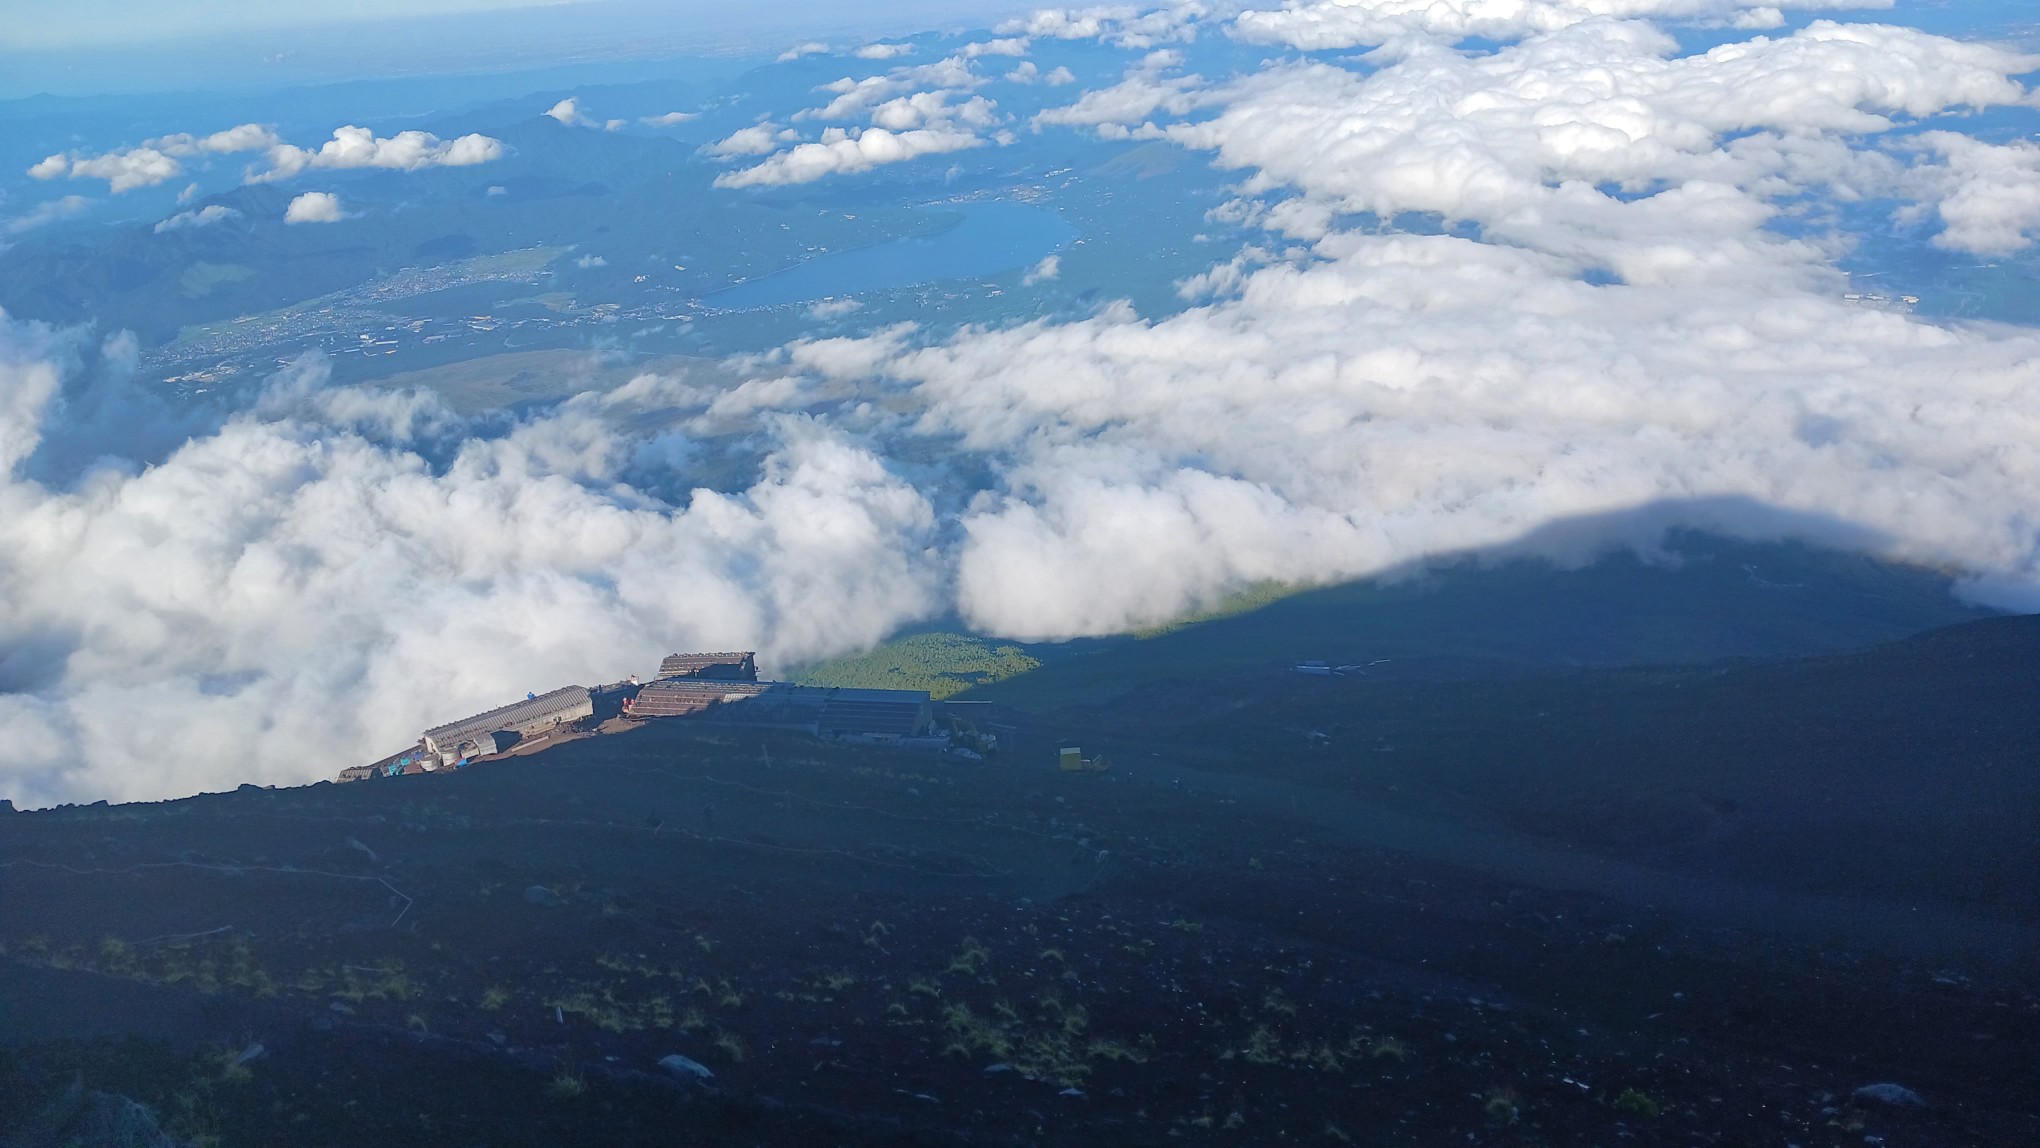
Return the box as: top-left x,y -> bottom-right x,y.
657,651 -> 758,681
628,678 -> 774,717
628,681 -> 927,735
424,685 -> 592,746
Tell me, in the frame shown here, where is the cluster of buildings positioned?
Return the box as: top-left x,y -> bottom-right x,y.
339,651 -> 944,781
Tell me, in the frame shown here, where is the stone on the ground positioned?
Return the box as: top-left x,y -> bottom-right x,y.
1853,1083 -> 1925,1107
18,1079 -> 179,1148
660,1053 -> 715,1080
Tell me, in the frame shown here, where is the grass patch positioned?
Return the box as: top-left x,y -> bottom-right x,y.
178,263 -> 256,300
795,632 -> 1041,700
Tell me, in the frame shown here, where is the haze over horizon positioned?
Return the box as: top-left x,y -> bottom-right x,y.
2,0 -> 2039,809
0,0 -> 1045,97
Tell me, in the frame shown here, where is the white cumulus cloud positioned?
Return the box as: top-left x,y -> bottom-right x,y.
1897,132 -> 2040,255
1134,19 -> 2037,281
1001,3 -> 1208,48
28,123 -> 285,193
284,191 -> 346,224
1035,51 -> 1206,136
1007,61 -> 1079,85
716,126 -> 989,187
962,37 -> 1033,57
717,51 -> 1017,186
64,150 -> 182,193
801,54 -> 986,122
257,126 -> 504,181
706,122 -> 800,157
153,204 -> 239,233
549,98 -> 635,131
870,91 -> 1002,132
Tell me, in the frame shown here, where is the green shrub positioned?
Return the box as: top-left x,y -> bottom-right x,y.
1612,1088 -> 1660,1118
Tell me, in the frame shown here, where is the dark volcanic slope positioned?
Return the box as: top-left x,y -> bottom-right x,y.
974,532 -> 1994,711
1046,614 -> 2040,927
4,697 -> 2038,1146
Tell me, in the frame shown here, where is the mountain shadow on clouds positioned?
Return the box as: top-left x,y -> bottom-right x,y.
968,497 -> 2000,712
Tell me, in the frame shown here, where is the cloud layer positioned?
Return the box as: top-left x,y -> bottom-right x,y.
29,124 -> 282,193
1001,4 -> 1208,49
7,2 -> 2040,809
716,126 -> 990,187
1898,132 -> 2040,255
780,8 -> 2040,640
0,334 -> 940,807
30,122 -> 504,193
791,234 -> 2040,639
258,126 -> 504,180
1042,19 -> 2039,264
1231,0 -> 1889,50
713,49 -> 1018,186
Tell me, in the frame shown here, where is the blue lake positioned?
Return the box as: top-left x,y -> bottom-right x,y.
705,200 -> 1079,310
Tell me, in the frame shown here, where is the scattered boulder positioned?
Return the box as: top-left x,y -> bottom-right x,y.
11,1077 -> 179,1148
71,1093 -> 180,1148
523,885 -> 562,907
659,1053 -> 715,1080
1853,1083 -> 1926,1107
